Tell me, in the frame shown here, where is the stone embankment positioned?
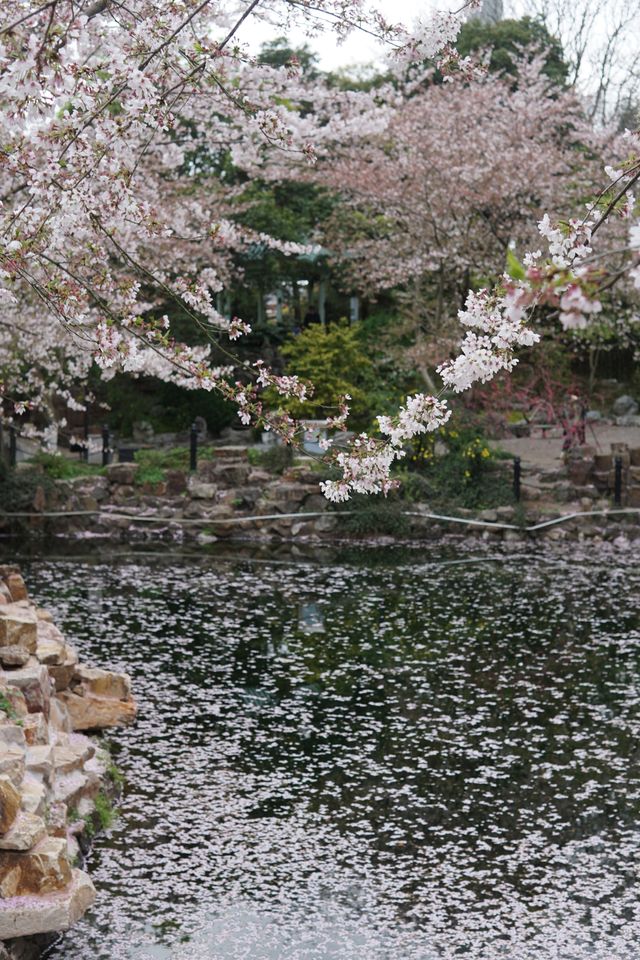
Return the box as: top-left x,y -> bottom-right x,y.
0,567 -> 135,958
44,449 -> 337,541
6,442 -> 640,543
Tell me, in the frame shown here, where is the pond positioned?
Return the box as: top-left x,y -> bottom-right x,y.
18,540 -> 640,959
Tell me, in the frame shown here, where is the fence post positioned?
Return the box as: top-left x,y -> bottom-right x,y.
614,455 -> 623,506
190,422 -> 198,472
102,424 -> 111,467
9,426 -> 17,468
513,456 -> 521,502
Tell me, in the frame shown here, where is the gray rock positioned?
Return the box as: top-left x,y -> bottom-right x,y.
106,462 -> 139,485
188,480 -> 218,500
612,395 -> 639,417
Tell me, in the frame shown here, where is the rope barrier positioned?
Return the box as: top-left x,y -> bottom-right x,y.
1,506 -> 639,533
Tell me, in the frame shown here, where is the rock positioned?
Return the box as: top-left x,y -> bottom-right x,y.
209,445 -> 249,460
0,812 -> 46,851
49,698 -> 72,733
57,690 -> 136,730
585,410 -> 602,421
302,494 -> 328,512
22,712 -> 50,746
217,463 -> 252,487
5,573 -> 28,603
166,469 -> 188,495
0,606 -> 38,652
0,868 -> 96,939
0,836 -> 72,897
53,769 -> 89,806
26,745 -> 55,785
20,776 -> 47,817
53,742 -> 92,776
72,665 -> 131,700
0,644 -> 31,667
0,723 -> 26,749
5,663 -> 51,715
0,745 -> 25,787
0,775 -> 20,833
47,645 -> 79,692
188,480 -> 218,500
612,395 -> 638,417
106,462 -> 139,485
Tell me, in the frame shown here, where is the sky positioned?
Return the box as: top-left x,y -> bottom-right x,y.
234,0 -> 453,72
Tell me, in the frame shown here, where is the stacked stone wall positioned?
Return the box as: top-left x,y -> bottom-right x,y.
0,568 -> 135,958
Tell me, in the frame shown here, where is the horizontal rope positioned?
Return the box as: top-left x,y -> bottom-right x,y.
1,507 -> 639,533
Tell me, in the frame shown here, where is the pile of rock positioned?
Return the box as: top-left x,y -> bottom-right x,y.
0,567 -> 135,956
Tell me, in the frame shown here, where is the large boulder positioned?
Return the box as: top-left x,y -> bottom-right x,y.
0,868 -> 95,939
72,665 -> 131,701
57,689 -> 136,731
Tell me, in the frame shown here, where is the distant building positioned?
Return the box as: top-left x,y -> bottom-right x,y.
474,0 -> 504,23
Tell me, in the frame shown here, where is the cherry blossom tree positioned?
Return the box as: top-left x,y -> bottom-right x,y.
313,59 -> 607,367
1,0 -> 639,501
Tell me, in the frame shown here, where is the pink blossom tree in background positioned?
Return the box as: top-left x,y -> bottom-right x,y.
306,58 -> 615,389
1,0 -> 640,500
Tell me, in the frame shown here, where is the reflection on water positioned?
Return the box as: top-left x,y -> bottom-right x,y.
20,542 -> 640,959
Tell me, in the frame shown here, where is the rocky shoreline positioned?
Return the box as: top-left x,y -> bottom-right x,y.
3,442 -> 640,544
0,567 -> 136,958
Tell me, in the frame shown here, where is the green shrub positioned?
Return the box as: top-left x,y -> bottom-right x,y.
406,420 -> 513,510
29,451 -> 103,480
133,445 -> 217,484
268,320 -> 375,427
339,495 -> 410,536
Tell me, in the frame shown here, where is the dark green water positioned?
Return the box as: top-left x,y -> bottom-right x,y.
18,541 -> 640,959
